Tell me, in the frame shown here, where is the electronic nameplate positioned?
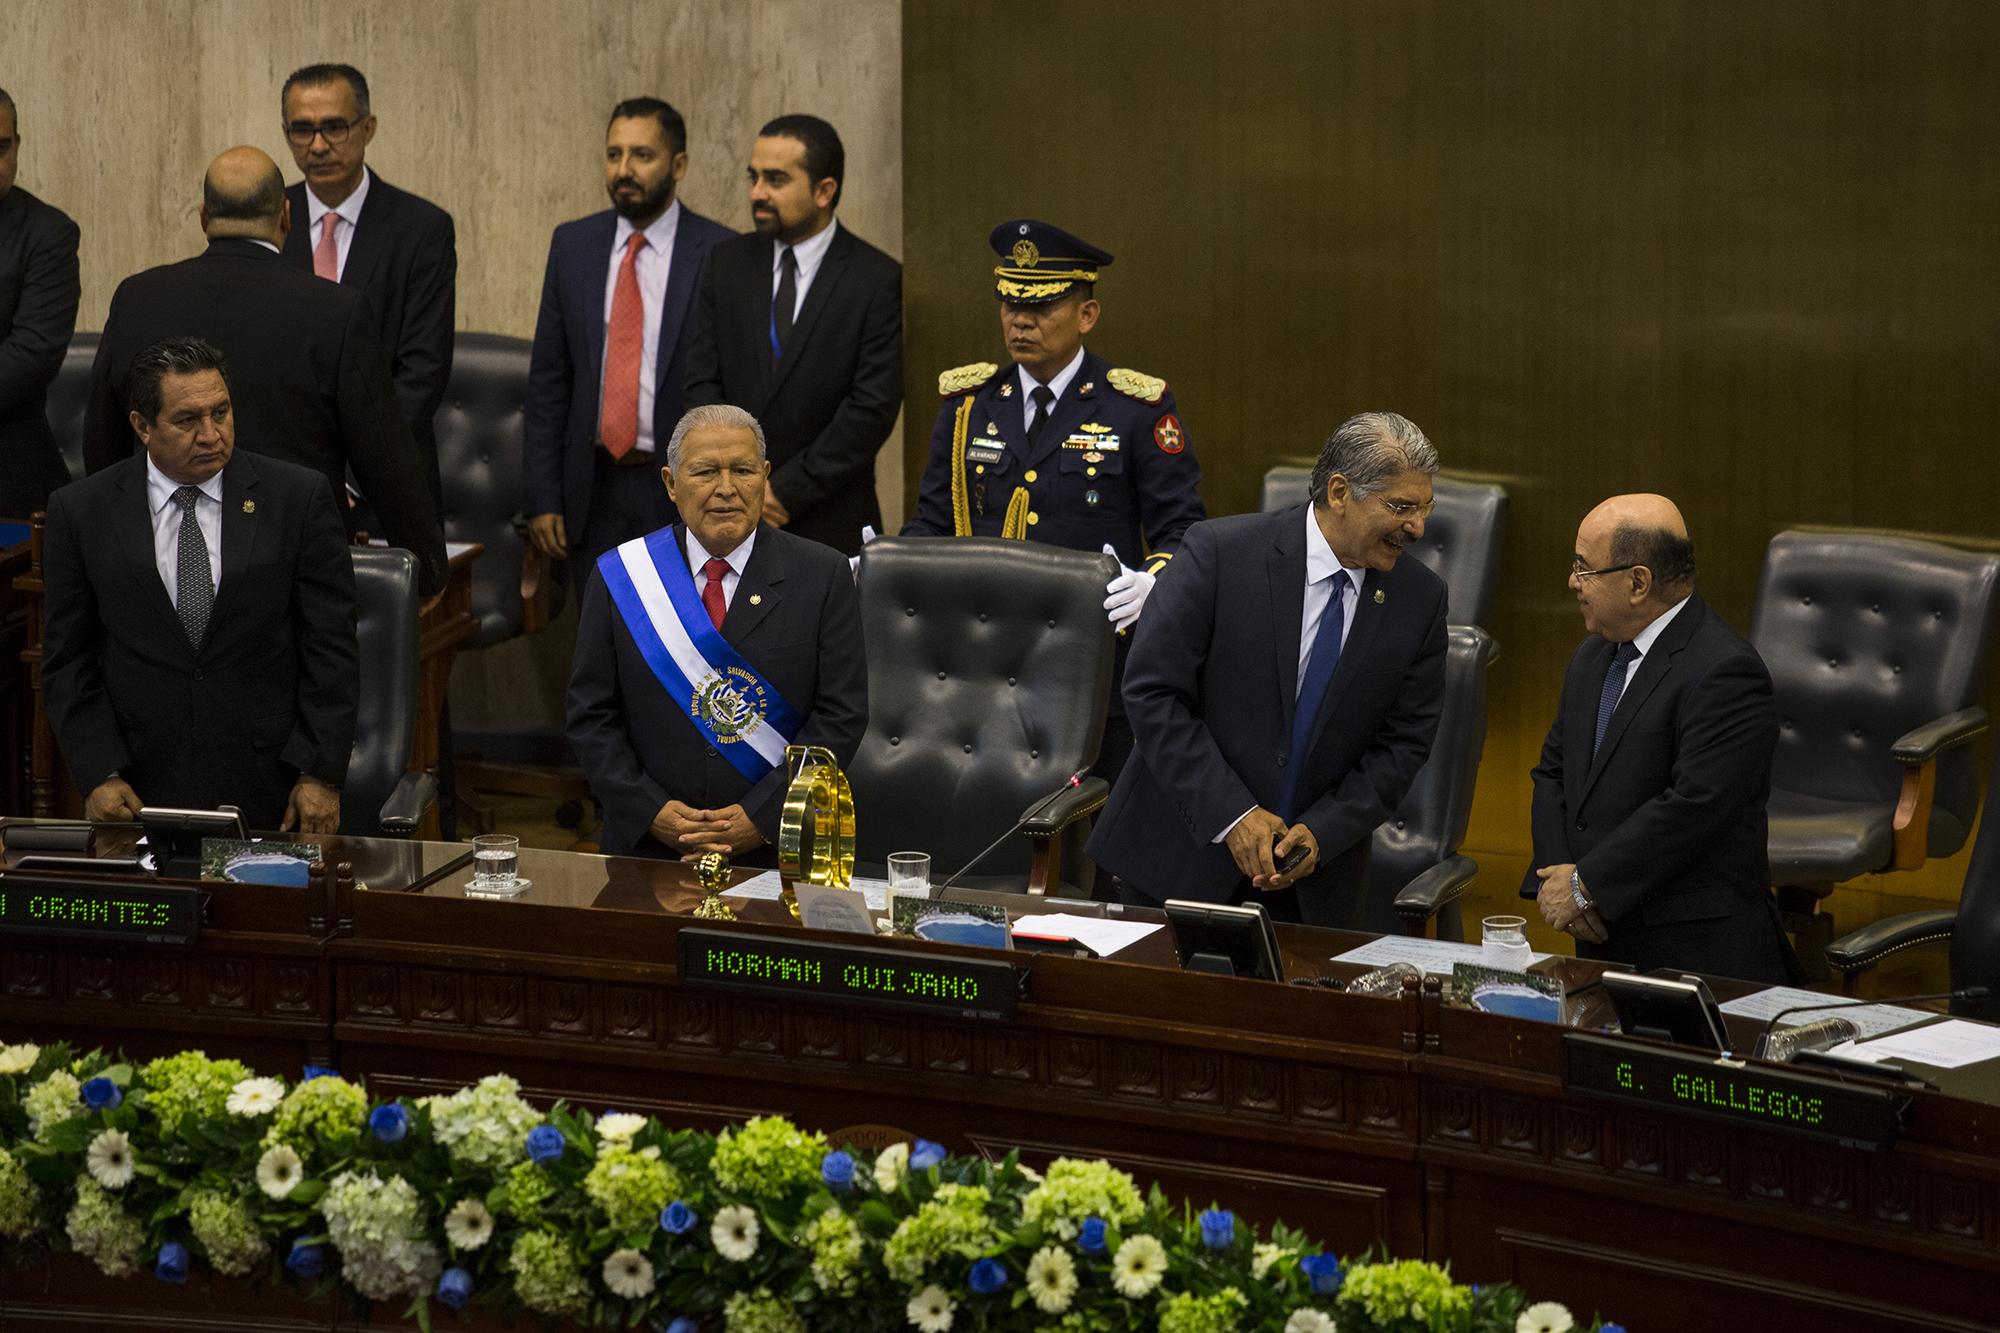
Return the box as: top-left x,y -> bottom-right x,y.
677,926 -> 1025,1021
0,874 -> 201,946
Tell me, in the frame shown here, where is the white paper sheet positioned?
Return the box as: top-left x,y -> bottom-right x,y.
1010,912 -> 1162,958
1716,986 -> 1931,1042
723,871 -> 891,912
1844,1019 -> 2000,1070
1330,936 -> 1551,976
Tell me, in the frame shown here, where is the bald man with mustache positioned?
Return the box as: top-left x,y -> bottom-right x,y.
1524,493 -> 1802,984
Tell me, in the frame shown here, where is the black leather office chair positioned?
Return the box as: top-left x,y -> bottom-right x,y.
1259,466 -> 1509,628
849,537 -> 1117,895
1753,531 -> 2000,975
46,332 -> 99,485
343,547 -> 435,837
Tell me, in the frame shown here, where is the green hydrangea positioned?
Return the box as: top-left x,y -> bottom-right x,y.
140,1051 -> 250,1134
501,1160 -> 554,1220
1020,1158 -> 1145,1240
65,1177 -> 144,1277
803,1205 -> 865,1295
0,1147 -> 41,1240
1159,1286 -> 1248,1333
723,1287 -> 806,1333
23,1070 -> 81,1139
583,1143 -> 682,1232
1338,1259 -> 1472,1326
508,1230 -> 589,1317
421,1073 -> 543,1171
265,1074 -> 367,1150
882,1183 -> 997,1283
319,1171 -> 440,1302
188,1188 -> 269,1276
709,1115 -> 828,1199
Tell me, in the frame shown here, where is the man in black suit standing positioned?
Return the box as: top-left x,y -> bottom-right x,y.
567,403 -> 866,862
0,86 -> 81,518
278,63 -> 455,514
1524,493 -> 1800,983
1088,413 -> 1448,929
42,338 -> 358,833
524,97 -> 734,579
81,147 -> 446,595
684,114 -> 901,557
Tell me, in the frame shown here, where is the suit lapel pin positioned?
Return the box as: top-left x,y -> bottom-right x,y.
999,383 -> 1014,398
1079,381 -> 1094,396
1374,589 -> 1385,604
749,594 -> 762,606
242,500 -> 255,514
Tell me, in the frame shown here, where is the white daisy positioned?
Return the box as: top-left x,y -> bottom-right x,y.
1285,1310 -> 1336,1333
443,1197 -> 493,1249
1110,1233 -> 1168,1299
0,1042 -> 40,1075
86,1128 -> 135,1190
906,1283 -> 954,1332
712,1204 -> 759,1261
1517,1303 -> 1574,1333
226,1077 -> 286,1117
1253,1242 -> 1287,1280
601,1247 -> 655,1299
595,1112 -> 648,1145
1025,1245 -> 1078,1314
255,1144 -> 303,1200
873,1141 -> 909,1191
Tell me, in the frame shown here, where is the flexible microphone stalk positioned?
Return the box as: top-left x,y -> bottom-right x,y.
930,768 -> 1090,898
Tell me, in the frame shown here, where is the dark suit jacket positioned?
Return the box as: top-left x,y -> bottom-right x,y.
566,522 -> 868,857
41,451 -> 359,830
0,186 -> 81,518
523,205 -> 733,541
1523,592 -> 1800,984
282,172 -> 456,511
684,223 -> 902,555
80,238 -> 447,594
1088,505 -> 1448,926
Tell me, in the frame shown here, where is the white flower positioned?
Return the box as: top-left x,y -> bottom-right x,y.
226,1077 -> 286,1117
1110,1233 -> 1168,1299
594,1112 -> 647,1145
443,1197 -> 493,1250
1286,1310 -> 1337,1333
712,1203 -> 759,1261
0,1043 -> 40,1075
1025,1245 -> 1078,1314
1517,1303 -> 1574,1333
1015,1162 -> 1043,1184
1253,1241 -> 1287,1280
874,1141 -> 909,1191
906,1283 -> 955,1332
601,1247 -> 655,1299
256,1144 -> 303,1200
86,1129 -> 135,1190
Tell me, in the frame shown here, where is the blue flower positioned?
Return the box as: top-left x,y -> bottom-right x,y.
1598,1326 -> 1627,1333
822,1149 -> 856,1192
301,1064 -> 339,1082
1198,1207 -> 1234,1250
1078,1216 -> 1108,1255
286,1239 -> 327,1278
81,1076 -> 122,1111
436,1266 -> 474,1309
525,1124 -> 565,1164
909,1139 -> 946,1171
155,1242 -> 189,1284
967,1257 -> 1008,1293
368,1102 -> 410,1143
1300,1252 -> 1343,1295
659,1200 -> 698,1234
658,1320 -> 699,1333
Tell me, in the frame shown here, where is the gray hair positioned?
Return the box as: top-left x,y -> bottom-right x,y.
1308,411 -> 1439,504
666,403 -> 768,471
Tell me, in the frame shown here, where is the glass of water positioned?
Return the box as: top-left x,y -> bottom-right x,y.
1480,914 -> 1532,970
469,834 -> 526,896
887,851 -> 931,900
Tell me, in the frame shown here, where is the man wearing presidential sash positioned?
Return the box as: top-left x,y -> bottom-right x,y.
566,403 -> 867,861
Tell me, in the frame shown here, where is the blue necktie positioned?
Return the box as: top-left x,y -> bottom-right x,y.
1593,640 -> 1641,758
1279,571 -> 1349,818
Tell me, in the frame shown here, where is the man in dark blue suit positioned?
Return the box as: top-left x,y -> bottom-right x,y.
0,85 -> 82,519
1088,413 -> 1448,928
525,97 -> 733,580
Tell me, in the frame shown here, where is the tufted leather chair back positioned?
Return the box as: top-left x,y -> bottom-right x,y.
343,547 -> 420,836
1365,624 -> 1495,936
1259,467 -> 1508,628
436,333 -> 560,647
47,332 -> 99,483
1753,531 -> 2000,862
849,536 -> 1117,881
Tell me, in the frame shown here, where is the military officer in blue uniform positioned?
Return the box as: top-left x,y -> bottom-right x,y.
904,219 -> 1206,795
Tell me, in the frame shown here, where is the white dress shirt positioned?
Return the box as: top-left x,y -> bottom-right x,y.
1015,346 -> 1087,435
601,200 -> 682,456
1615,594 -> 1692,707
770,215 -> 839,322
146,459 -> 224,609
685,527 -> 756,614
303,165 -> 372,279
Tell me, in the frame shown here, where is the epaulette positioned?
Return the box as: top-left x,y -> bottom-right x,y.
1106,367 -> 1168,404
938,361 -> 1001,396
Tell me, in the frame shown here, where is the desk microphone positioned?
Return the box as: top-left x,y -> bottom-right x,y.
1756,986 -> 1989,1043
931,768 -> 1090,898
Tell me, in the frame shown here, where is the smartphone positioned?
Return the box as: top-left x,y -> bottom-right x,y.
1273,838 -> 1309,876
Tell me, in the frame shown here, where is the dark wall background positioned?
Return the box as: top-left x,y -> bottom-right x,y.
902,0 -> 2000,904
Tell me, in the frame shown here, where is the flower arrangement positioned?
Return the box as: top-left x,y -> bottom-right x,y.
0,1037 -> 1621,1332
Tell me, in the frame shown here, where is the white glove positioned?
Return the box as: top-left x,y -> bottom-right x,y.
847,525 -> 878,578
1102,543 -> 1155,632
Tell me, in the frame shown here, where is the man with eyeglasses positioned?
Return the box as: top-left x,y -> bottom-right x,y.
278,63 -> 456,517
1088,412 -> 1448,929
1523,492 -> 1800,984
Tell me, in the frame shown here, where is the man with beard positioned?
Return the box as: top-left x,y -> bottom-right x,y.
525,97 -> 734,578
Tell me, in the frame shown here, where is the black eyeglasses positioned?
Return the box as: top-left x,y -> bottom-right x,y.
1570,560 -> 1639,580
283,118 -> 359,147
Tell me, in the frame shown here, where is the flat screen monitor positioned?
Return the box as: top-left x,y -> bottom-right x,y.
138,806 -> 247,880
1603,972 -> 1732,1054
1162,899 -> 1284,982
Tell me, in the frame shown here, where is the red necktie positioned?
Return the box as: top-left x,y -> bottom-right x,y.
702,558 -> 729,629
312,212 -> 341,281
600,232 -> 648,457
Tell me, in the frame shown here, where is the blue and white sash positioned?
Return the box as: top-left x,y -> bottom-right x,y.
597,530 -> 803,783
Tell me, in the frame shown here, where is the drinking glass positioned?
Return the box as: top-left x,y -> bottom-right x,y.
469,834 -> 525,895
887,851 -> 931,899
1480,914 -> 1532,970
